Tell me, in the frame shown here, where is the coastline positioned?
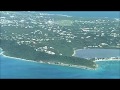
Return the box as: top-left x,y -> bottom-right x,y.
72,49 -> 83,56
94,59 -> 120,62
0,48 -> 3,54
1,53 -> 39,63
72,48 -> 120,62
1,48 -> 119,70
0,52 -> 95,70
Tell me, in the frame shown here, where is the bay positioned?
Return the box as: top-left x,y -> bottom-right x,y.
74,49 -> 120,58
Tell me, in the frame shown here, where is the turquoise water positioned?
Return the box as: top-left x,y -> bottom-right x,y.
43,11 -> 120,18
0,55 -> 120,79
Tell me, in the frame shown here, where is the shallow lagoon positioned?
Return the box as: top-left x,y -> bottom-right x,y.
74,49 -> 120,58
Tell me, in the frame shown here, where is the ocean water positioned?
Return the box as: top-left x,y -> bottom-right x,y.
0,54 -> 120,79
44,11 -> 120,18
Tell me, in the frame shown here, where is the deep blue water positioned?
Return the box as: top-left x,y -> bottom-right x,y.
43,11 -> 120,18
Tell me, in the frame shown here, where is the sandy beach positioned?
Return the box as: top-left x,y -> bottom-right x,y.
94,59 -> 120,62
72,49 -> 83,56
1,53 -> 38,63
72,50 -> 76,56
1,48 -> 119,70
0,48 -> 97,70
46,61 -> 96,70
1,52 -> 95,70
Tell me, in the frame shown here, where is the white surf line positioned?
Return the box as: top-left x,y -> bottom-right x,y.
94,59 -> 120,62
72,49 -> 83,56
1,53 -> 96,70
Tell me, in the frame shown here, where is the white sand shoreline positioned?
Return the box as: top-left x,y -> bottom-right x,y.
94,59 -> 120,62
72,49 -> 83,56
1,48 -> 95,70
1,53 -> 95,70
1,48 -> 119,70
1,53 -> 38,63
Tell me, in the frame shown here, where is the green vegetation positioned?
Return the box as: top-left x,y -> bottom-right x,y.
0,11 -> 119,69
0,40 -> 96,69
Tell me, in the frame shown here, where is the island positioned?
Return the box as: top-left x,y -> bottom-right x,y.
0,11 -> 119,70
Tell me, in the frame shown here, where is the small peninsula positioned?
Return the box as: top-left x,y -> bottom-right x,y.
0,40 -> 97,69
0,11 -> 119,70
